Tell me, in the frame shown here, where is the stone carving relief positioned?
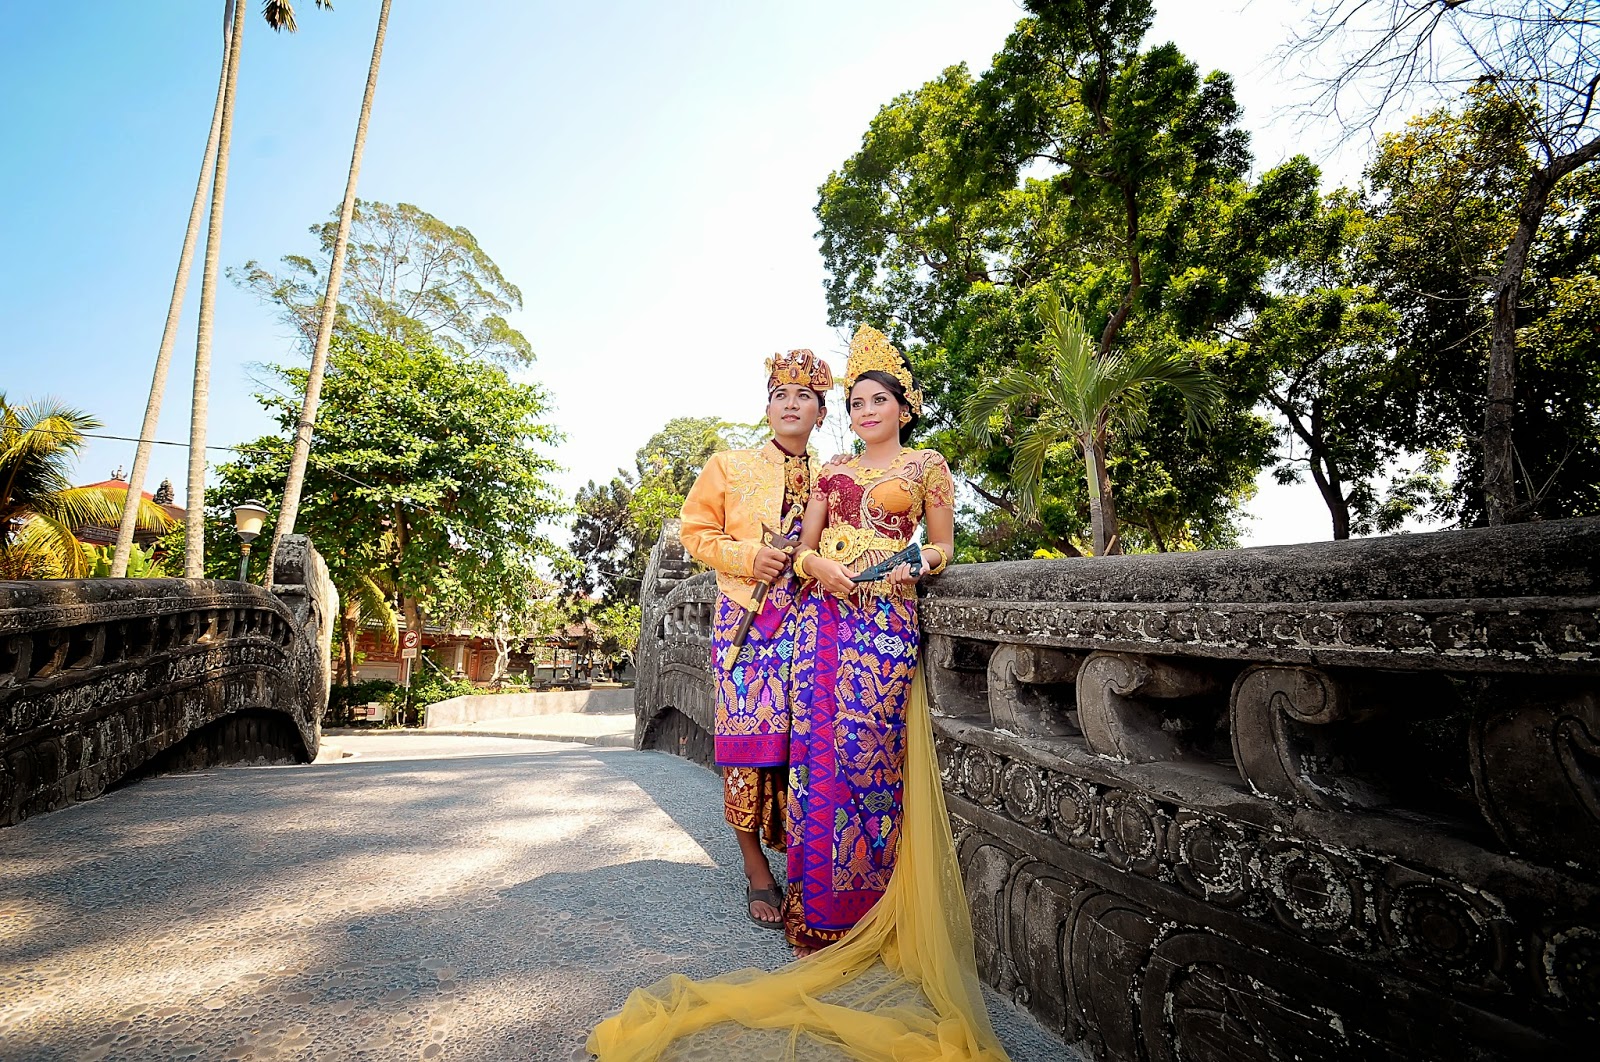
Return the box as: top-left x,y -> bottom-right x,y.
936,723 -> 1591,1030
632,518 -> 1600,1059
987,643 -> 1081,739
1076,651 -> 1221,762
1470,677 -> 1600,874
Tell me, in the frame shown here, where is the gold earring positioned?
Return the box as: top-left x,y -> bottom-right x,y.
899,411 -> 911,425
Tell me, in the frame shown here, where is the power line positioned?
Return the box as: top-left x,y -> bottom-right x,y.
16,425 -> 391,498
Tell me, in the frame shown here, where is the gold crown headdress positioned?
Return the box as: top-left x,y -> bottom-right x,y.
765,348 -> 835,394
844,325 -> 922,415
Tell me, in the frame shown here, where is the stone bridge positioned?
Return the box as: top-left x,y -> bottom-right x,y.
636,516 -> 1600,1061
0,536 -> 337,826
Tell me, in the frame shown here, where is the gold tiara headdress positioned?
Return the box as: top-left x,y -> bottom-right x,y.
765,349 -> 835,394
844,325 -> 922,416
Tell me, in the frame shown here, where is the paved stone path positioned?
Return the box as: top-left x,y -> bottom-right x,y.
0,733 -> 1073,1061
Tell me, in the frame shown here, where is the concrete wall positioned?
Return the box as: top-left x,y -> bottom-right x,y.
425,687 -> 633,728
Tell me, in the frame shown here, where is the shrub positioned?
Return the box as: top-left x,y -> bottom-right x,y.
409,671 -> 476,709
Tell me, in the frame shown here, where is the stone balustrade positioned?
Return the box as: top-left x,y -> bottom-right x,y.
1,536 -> 337,826
633,516 -> 1600,1060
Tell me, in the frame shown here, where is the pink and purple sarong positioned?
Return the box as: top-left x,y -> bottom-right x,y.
784,587 -> 917,950
710,576 -> 798,768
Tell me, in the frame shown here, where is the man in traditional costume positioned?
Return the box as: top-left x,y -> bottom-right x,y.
679,348 -> 834,929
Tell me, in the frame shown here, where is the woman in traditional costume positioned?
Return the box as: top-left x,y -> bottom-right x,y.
588,326 -> 1008,1062
781,325 -> 955,954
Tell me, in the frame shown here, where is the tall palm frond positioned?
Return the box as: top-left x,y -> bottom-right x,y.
30,487 -> 174,535
9,515 -> 93,579
0,395 -> 175,577
2,491 -> 175,579
964,290 -> 1224,539
262,0 -> 331,34
0,396 -> 101,529
352,571 -> 399,648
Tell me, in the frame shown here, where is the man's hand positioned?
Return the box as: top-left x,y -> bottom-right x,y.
752,545 -> 791,583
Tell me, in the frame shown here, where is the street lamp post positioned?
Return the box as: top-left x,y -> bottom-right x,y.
232,500 -> 270,583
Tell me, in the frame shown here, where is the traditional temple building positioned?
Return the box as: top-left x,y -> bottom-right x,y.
350,619 -> 619,686
72,469 -> 186,548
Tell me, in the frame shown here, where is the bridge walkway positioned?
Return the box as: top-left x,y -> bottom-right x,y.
0,732 -> 1072,1061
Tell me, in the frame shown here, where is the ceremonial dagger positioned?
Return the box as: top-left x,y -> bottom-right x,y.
718,523 -> 800,670
850,542 -> 924,583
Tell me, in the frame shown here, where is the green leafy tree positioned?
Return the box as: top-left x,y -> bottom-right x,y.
592,599 -> 642,671
1361,90 -> 1600,523
967,292 -> 1223,555
816,0 -> 1307,554
1287,1 -> 1600,523
568,416 -> 739,604
210,329 -> 566,645
433,561 -> 566,688
1241,190 -> 1427,539
231,200 -> 534,365
569,474 -> 641,602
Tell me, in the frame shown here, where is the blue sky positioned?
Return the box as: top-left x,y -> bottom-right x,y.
3,0 -> 1379,547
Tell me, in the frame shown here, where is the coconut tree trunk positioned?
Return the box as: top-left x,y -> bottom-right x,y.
264,0 -> 393,589
184,2 -> 247,577
112,3 -> 237,579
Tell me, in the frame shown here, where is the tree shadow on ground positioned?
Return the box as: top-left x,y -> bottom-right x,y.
0,740 -> 1067,1061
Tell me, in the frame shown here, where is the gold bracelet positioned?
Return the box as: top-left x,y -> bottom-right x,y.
922,544 -> 949,575
793,549 -> 817,580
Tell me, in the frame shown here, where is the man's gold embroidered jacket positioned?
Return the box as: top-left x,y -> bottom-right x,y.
679,441 -> 811,611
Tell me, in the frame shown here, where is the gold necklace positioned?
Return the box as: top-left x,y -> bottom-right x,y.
847,447 -> 904,483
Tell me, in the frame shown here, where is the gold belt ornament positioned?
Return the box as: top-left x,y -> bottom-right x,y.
817,525 -> 907,567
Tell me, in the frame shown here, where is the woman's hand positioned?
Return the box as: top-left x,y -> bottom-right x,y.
887,561 -> 921,594
811,556 -> 857,596
752,545 -> 790,583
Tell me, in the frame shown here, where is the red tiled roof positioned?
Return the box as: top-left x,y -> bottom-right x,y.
80,477 -> 152,499
72,479 -> 186,524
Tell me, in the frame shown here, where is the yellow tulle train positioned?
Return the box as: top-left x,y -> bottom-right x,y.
587,668 -> 1011,1061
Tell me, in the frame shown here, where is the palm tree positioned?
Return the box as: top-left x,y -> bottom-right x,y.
266,0 -> 394,589
966,292 -> 1225,556
184,0 -> 330,578
1,396 -> 172,579
111,1 -> 237,578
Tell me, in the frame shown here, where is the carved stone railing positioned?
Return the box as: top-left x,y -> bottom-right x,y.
634,518 -> 1600,1060
1,535 -> 337,826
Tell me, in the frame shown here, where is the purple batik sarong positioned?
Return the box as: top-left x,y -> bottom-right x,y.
710,575 -> 798,767
784,587 -> 916,949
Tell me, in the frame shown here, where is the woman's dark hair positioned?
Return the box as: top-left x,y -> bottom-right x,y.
851,369 -> 919,443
